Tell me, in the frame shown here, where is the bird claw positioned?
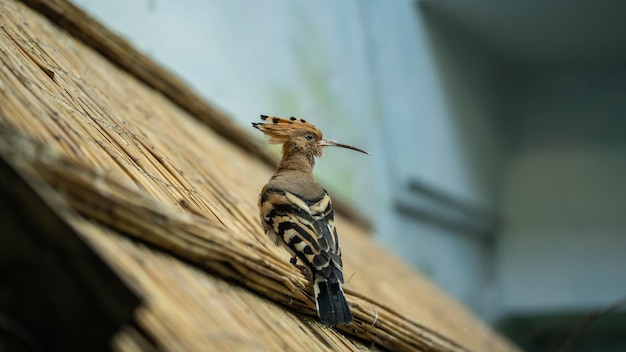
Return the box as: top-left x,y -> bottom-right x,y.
297,264 -> 311,277
289,256 -> 311,277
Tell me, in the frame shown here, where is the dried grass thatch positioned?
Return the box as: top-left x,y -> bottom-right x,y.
0,0 -> 519,351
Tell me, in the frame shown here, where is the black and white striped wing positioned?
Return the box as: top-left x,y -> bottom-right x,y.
260,187 -> 344,283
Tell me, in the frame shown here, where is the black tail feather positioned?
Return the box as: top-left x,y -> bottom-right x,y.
314,280 -> 352,326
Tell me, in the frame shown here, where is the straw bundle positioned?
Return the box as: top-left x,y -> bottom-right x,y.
1,132 -> 463,351
0,0 -> 518,351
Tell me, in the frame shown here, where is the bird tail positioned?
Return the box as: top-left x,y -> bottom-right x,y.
313,275 -> 353,327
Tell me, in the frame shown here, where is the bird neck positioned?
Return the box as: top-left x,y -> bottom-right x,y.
277,144 -> 315,174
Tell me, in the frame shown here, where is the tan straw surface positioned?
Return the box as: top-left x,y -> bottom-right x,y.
0,0 -> 519,350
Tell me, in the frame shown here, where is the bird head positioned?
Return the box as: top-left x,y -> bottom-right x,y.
252,115 -> 369,158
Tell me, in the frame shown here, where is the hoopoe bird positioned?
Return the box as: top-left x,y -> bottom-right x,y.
252,115 -> 368,327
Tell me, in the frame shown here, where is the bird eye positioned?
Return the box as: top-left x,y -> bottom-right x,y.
305,134 -> 314,140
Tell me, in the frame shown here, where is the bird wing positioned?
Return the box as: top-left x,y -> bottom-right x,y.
260,187 -> 344,283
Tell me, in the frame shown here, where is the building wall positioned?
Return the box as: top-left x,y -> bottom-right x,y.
361,2 -> 505,317
498,68 -> 626,314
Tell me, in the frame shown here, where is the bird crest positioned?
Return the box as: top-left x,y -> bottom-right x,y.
252,115 -> 322,145
252,115 -> 368,156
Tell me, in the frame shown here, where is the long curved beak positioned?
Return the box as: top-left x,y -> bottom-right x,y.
319,139 -> 369,155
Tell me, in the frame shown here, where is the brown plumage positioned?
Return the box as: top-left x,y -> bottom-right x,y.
252,115 -> 368,326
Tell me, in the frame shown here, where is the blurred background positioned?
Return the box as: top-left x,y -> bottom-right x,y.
72,0 -> 626,350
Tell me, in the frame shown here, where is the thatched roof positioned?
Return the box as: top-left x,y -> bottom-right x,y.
0,0 -> 519,350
